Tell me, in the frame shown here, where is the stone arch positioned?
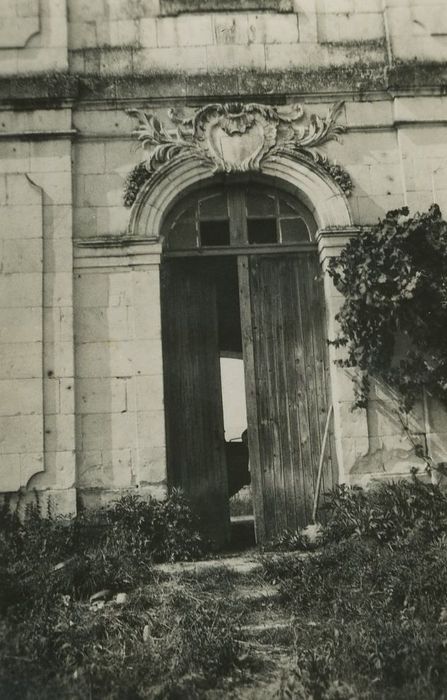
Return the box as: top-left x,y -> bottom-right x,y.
128,151 -> 353,239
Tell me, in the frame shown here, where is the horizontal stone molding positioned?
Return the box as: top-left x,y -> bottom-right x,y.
74,237 -> 162,269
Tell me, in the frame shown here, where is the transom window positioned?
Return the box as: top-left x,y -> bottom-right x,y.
162,184 -> 317,253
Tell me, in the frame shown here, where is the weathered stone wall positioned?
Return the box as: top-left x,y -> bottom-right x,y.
0,0 -> 446,511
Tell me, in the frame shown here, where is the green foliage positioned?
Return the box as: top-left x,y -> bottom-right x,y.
0,584 -> 242,700
123,161 -> 151,207
321,476 -> 447,545
328,204 -> 447,410
0,490 -> 205,608
264,535 -> 447,699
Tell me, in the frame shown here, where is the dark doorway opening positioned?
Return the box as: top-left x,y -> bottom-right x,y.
161,181 -> 336,547
161,255 -> 254,549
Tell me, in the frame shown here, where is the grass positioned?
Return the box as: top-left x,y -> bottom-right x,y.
2,475 -> 447,698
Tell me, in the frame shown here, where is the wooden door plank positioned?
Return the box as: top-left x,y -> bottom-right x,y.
238,255 -> 265,542
161,259 -> 230,546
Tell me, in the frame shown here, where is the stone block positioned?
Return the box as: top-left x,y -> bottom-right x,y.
30,141 -> 72,173
97,19 -> 140,46
247,12 -> 299,44
44,307 -> 73,344
344,100 -> 394,129
0,16 -> 39,48
44,341 -> 74,378
34,450 -> 76,490
73,109 -> 131,135
0,342 -> 42,379
99,47 -> 133,74
318,0 -> 355,12
75,306 -> 131,343
0,273 -> 42,308
139,18 -> 157,47
137,409 -> 166,447
81,411 -> 137,451
75,273 -> 110,308
77,377 -> 127,414
80,173 -> 124,207
109,273 -> 133,307
67,0 -> 105,21
31,172 -> 72,205
337,401 -> 369,439
0,378 -> 42,416
427,432 -> 447,465
46,204 -> 73,240
0,51 -> 18,76
394,96 -> 447,124
133,339 -> 163,376
133,46 -> 208,73
76,341 -> 133,377
77,448 -> 135,489
137,444 -> 167,484
391,34 -> 447,62
296,5 -> 317,42
0,308 -> 41,343
17,48 -> 69,74
354,193 -> 406,225
340,436 -> 370,474
0,176 -> 6,205
0,204 -> 42,238
206,44 -> 266,71
44,272 -> 73,308
59,378 -> 74,415
213,14 -> 249,45
73,206 -> 98,238
44,238 -> 73,274
135,374 -> 164,411
68,21 -> 97,49
0,454 -> 21,492
369,163 -> 403,196
318,11 -> 383,44
0,141 -> 30,173
104,140 -> 135,173
44,414 -> 75,453
157,15 -> 213,46
0,415 -> 43,454
96,206 -> 130,235
132,304 -> 162,340
44,377 -> 60,415
2,238 -> 42,274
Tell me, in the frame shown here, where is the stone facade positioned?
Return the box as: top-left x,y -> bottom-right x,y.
1,0 -> 447,516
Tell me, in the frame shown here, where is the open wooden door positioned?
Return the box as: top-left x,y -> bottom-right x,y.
161,259 -> 230,546
239,252 -> 336,542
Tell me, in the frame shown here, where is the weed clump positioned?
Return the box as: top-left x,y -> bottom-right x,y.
263,476 -> 447,699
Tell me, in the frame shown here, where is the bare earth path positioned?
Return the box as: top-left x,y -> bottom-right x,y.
153,552 -> 301,698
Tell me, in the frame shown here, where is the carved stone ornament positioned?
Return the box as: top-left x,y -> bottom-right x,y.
125,101 -> 351,206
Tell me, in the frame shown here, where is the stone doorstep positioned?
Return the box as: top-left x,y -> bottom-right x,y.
153,554 -> 263,577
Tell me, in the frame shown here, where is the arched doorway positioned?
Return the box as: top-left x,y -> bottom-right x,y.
160,180 -> 337,545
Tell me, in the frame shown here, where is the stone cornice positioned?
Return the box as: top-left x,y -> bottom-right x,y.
0,62 -> 446,106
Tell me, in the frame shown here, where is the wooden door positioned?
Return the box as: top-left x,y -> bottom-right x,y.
239,252 -> 336,542
161,259 -> 230,546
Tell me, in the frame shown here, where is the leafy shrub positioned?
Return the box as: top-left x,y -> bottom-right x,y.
321,475 -> 447,545
264,535 -> 447,699
0,490 -> 205,607
328,204 -> 447,410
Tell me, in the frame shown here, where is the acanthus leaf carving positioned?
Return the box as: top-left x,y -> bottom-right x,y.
125,101 -> 350,206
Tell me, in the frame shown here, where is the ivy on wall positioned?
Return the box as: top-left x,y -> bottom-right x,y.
328,204 -> 447,411
123,162 -> 151,208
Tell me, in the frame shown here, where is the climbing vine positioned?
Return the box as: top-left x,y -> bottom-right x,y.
123,161 -> 151,208
328,204 -> 447,411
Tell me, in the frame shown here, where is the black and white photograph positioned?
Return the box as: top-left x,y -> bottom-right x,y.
1,0 -> 447,697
